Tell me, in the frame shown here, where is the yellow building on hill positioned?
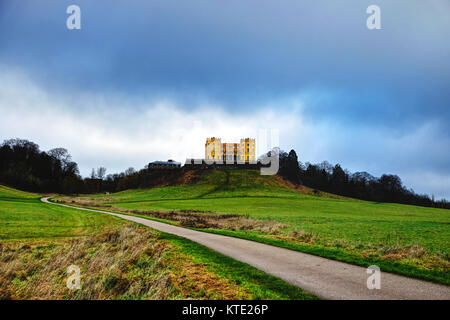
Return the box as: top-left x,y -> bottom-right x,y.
205,137 -> 255,163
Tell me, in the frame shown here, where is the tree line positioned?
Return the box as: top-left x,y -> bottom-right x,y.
0,138 -> 187,194
1,138 -> 448,209
277,149 -> 449,209
0,139 -> 84,194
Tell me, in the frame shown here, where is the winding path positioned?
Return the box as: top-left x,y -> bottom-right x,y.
41,197 -> 450,300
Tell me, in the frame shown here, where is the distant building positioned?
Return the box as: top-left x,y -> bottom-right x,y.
205,137 -> 256,163
148,159 -> 181,169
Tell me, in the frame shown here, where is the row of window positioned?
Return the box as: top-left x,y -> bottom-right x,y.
207,143 -> 253,148
209,148 -> 252,152
206,155 -> 251,160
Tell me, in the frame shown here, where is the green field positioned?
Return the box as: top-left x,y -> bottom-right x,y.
0,183 -> 314,300
62,170 -> 450,284
0,185 -> 119,241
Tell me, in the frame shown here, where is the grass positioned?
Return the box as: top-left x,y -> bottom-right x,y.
1,224 -> 178,299
161,232 -> 315,300
59,169 -> 450,285
0,184 -> 314,300
0,185 -> 119,241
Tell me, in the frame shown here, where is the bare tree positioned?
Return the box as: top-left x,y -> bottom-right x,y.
96,167 -> 107,180
48,148 -> 73,173
124,167 -> 135,176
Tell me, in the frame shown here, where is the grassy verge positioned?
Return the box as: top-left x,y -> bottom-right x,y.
0,224 -> 178,299
161,232 -> 316,300
194,228 -> 450,285
1,223 -> 315,300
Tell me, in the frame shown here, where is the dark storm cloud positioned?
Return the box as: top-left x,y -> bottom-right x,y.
1,1 -> 448,120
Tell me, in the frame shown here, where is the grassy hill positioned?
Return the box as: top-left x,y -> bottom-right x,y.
0,184 -> 314,300
58,169 -> 450,285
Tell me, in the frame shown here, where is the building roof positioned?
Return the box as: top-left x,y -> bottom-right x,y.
149,160 -> 181,166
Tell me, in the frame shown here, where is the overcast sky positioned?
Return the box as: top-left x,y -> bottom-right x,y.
0,0 -> 449,199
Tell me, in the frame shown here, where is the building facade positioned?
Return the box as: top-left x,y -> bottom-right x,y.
148,159 -> 181,169
205,137 -> 255,163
